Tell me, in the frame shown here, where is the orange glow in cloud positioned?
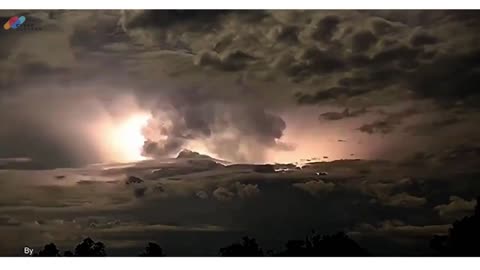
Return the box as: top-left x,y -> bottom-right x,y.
85,95 -> 153,163
109,113 -> 151,162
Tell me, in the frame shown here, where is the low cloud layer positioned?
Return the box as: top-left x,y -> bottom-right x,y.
0,149 -> 478,255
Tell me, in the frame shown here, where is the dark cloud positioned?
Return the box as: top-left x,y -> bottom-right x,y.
358,120 -> 396,135
403,113 -> 465,135
268,24 -> 300,44
296,86 -> 370,104
133,187 -> 147,198
369,17 -> 403,36
358,107 -> 419,134
195,49 -> 257,71
379,192 -> 427,208
235,182 -> 260,199
434,196 -> 476,220
406,50 -> 480,105
121,10 -> 234,38
308,15 -> 341,42
319,108 -> 368,121
213,187 -> 235,201
351,220 -> 450,255
371,45 -> 422,69
0,216 -> 21,227
409,31 -> 439,47
0,157 -> 32,170
0,122 -> 100,169
195,190 -> 209,199
142,139 -> 184,158
286,46 -> 346,82
292,180 -> 335,195
351,30 -> 377,53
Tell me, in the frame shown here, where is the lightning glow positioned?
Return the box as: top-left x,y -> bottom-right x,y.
110,113 -> 151,162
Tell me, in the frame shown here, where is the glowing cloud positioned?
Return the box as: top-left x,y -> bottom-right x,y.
110,113 -> 151,162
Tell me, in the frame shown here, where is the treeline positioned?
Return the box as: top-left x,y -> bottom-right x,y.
219,232 -> 368,257
35,238 -> 164,257
33,231 -> 366,257
34,196 -> 480,257
429,196 -> 480,256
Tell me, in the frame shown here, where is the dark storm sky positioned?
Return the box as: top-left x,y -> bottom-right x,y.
0,10 -> 479,256
0,10 -> 479,167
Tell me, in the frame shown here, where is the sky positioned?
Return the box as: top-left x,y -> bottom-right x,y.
0,10 -> 479,256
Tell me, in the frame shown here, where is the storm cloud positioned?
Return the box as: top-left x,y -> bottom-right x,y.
1,10 -> 480,256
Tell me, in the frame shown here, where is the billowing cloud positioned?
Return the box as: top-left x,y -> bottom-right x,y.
434,196 -> 476,219
293,180 -> 335,195
213,187 -> 235,201
381,192 -> 427,208
319,108 -> 368,121
235,182 -> 260,198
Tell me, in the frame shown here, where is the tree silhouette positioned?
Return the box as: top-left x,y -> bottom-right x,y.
219,232 -> 367,257
140,242 -> 164,256
32,231 -> 369,257
37,243 -> 60,257
219,237 -> 264,256
74,238 -> 107,257
430,196 -> 480,256
282,239 -> 308,256
277,232 -> 368,256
